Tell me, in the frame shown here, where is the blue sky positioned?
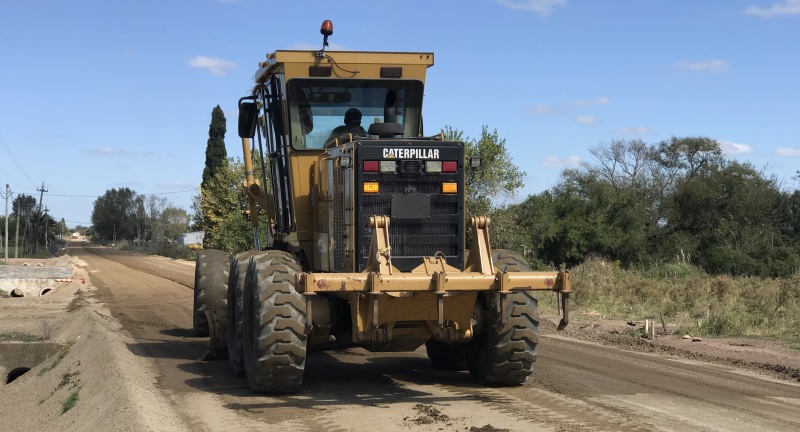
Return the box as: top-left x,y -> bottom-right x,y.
1,0 -> 799,228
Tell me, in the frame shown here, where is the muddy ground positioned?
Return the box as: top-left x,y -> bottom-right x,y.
1,246 -> 798,431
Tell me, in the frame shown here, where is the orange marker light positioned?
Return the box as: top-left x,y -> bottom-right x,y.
442,182 -> 458,194
363,182 -> 380,193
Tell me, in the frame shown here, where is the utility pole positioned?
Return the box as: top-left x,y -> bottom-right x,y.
15,206 -> 20,259
35,182 -> 47,254
43,206 -> 50,249
3,184 -> 9,263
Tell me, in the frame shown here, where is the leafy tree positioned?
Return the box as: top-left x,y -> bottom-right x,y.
509,135 -> 800,277
515,139 -> 666,268
58,218 -> 67,240
662,161 -> 797,277
442,125 -> 525,219
159,206 -> 191,241
653,136 -> 724,184
91,188 -> 139,242
199,157 -> 261,252
144,195 -> 168,241
12,194 -> 36,216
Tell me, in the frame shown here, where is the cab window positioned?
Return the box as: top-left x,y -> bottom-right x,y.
286,79 -> 424,150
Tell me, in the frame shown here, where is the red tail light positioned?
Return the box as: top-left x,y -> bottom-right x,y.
363,161 -> 379,172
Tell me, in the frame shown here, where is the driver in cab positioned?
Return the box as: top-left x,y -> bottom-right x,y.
327,108 -> 368,144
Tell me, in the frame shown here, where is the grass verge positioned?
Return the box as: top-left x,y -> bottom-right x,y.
37,342 -> 73,376
0,332 -> 45,342
62,389 -> 80,413
564,257 -> 800,339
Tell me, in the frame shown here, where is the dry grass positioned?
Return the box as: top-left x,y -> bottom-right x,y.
562,257 -> 800,340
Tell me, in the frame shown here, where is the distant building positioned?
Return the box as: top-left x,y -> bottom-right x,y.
178,231 -> 204,247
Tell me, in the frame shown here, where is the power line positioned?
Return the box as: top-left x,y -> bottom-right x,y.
0,134 -> 37,188
16,189 -> 198,198
64,219 -> 92,225
0,163 -> 14,182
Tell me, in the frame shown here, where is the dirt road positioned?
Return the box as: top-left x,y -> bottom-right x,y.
70,246 -> 800,431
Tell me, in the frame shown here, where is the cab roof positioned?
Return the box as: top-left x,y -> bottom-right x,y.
255,50 -> 435,84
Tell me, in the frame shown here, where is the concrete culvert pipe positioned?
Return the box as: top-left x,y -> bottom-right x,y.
10,289 -> 24,298
6,367 -> 31,384
40,288 -> 53,296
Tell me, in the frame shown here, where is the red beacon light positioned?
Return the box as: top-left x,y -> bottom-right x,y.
317,20 -> 333,57
320,20 -> 333,38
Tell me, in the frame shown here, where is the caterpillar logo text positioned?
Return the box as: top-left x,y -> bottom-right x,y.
382,148 -> 440,159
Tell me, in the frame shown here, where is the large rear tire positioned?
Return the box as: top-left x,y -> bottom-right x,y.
242,250 -> 307,393
226,251 -> 258,375
465,249 -> 540,386
193,249 -> 229,337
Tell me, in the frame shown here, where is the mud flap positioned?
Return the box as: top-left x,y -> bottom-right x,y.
202,309 -> 229,361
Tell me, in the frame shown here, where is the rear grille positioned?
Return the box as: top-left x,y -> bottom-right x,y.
400,160 -> 424,174
359,171 -> 461,271
333,164 -> 347,271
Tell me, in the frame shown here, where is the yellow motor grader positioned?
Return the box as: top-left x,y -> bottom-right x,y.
193,20 -> 571,393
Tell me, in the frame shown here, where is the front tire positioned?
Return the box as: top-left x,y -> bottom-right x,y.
242,250 -> 307,393
193,249 -> 229,337
465,249 -> 540,385
226,251 -> 258,375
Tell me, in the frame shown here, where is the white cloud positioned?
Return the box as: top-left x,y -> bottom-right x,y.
615,127 -> 656,135
576,116 -> 597,125
744,0 -> 800,18
720,140 -> 753,155
776,147 -> 800,156
528,105 -> 561,115
570,96 -> 610,107
542,155 -> 581,167
676,59 -> 730,73
529,96 -> 609,116
89,147 -> 124,156
188,55 -> 238,76
496,0 -> 566,17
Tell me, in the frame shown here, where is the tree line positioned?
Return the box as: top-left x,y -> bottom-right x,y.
90,188 -> 190,244
486,136 -> 800,278
0,193 -> 67,257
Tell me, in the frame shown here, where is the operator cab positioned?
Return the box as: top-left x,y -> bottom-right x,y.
287,78 -> 424,150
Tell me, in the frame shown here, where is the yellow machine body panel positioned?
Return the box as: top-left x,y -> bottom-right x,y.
251,50 -> 434,264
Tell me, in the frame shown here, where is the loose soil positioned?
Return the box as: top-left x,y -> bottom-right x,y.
1,246 -> 798,431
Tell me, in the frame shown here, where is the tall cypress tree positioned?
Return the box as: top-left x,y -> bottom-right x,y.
202,105 -> 227,188
199,105 -> 228,240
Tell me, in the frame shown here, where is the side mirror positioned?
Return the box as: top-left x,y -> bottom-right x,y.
238,97 -> 258,138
